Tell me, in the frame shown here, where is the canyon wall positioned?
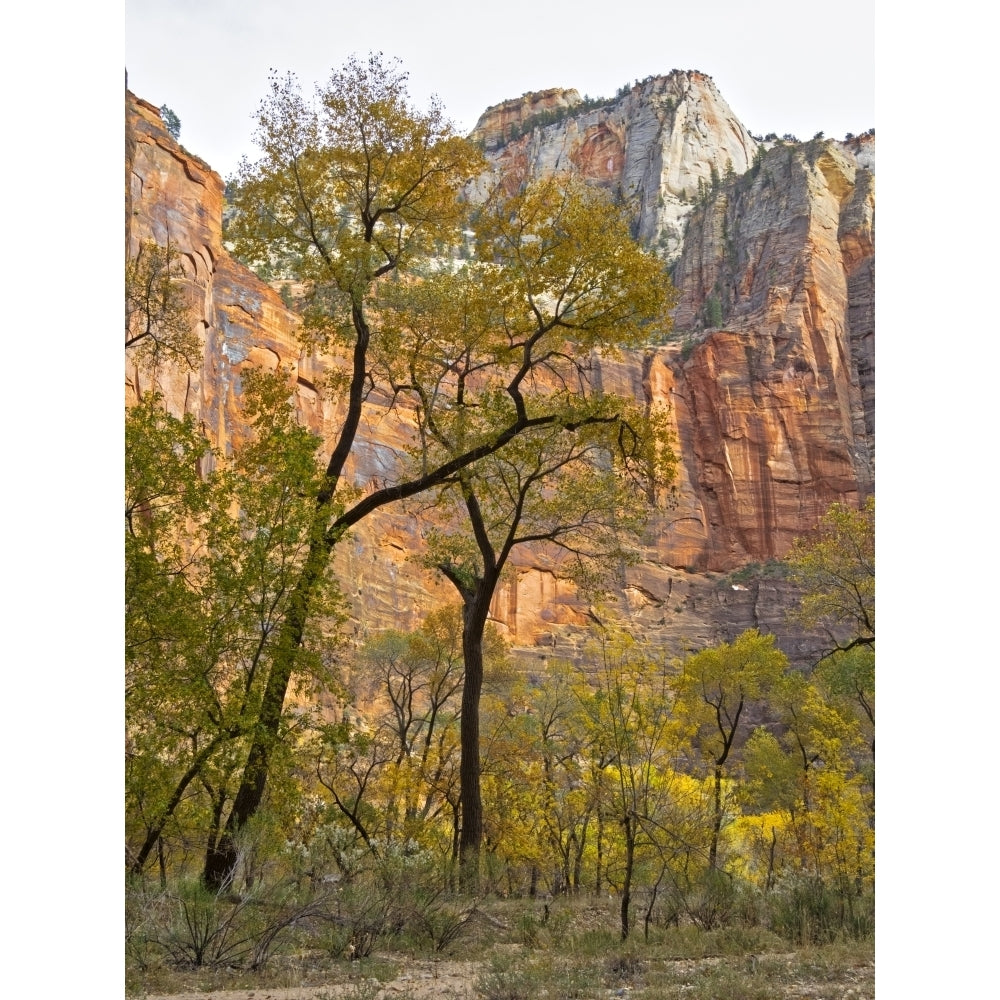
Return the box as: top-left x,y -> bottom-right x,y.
659,135 -> 875,569
126,74 -> 874,667
126,94 -> 303,440
470,71 -> 759,260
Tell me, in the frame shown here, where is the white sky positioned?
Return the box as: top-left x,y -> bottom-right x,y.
125,0 -> 875,180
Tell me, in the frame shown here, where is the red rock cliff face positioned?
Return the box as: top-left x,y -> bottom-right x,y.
469,72 -> 760,260
126,88 -> 873,665
126,94 -> 458,645
659,137 -> 875,570
472,90 -> 874,578
470,87 -> 583,149
127,93 -> 303,451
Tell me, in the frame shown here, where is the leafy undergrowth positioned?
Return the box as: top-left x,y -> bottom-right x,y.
129,895 -> 873,1000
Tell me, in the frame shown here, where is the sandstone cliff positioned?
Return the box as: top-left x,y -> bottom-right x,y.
126,77 -> 874,668
470,72 -> 759,260
126,93 -> 304,442
461,78 -> 875,662
661,135 -> 875,567
470,87 -> 584,150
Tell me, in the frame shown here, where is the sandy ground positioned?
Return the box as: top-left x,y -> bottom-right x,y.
144,958 -> 483,1000
140,951 -> 876,1000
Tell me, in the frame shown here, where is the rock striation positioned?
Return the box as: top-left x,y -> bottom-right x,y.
470,72 -> 759,260
462,79 -> 875,661
661,136 -> 876,569
470,88 -> 584,150
126,76 -> 874,668
126,93 -> 303,451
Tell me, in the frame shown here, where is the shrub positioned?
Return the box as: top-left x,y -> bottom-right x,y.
312,842 -> 474,956
475,954 -> 538,1000
605,951 -> 645,980
713,924 -> 785,955
151,877 -> 329,971
686,868 -> 739,931
516,910 -> 540,947
477,952 -> 596,1000
723,560 -> 790,587
126,880 -> 171,974
159,881 -> 260,968
767,876 -> 874,944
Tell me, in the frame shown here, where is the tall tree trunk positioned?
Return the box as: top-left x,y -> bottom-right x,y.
203,537 -> 330,889
766,826 -> 777,892
202,298 -> 374,891
709,764 -> 723,870
458,585 -> 491,891
450,798 -> 461,873
643,875 -> 662,942
620,813 -> 635,941
157,837 -> 166,890
595,809 -> 605,897
573,816 -> 589,892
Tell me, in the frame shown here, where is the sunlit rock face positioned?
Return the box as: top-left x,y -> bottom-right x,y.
661,137 -> 875,572
126,80 -> 873,667
470,71 -> 760,260
470,87 -> 584,150
126,92 -> 302,456
467,81 -> 874,637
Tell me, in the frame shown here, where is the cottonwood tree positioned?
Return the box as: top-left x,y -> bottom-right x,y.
126,396 -> 213,878
126,236 -> 213,877
472,674 -> 551,892
742,670 -> 873,899
377,177 -> 677,885
516,661 -> 597,896
421,408 -> 673,887
812,644 -> 874,820
203,54 -> 677,890
788,496 -> 875,827
126,370 -> 343,880
579,628 -> 684,940
673,629 -> 787,870
786,497 -> 874,659
316,608 -> 496,859
469,658 -> 595,896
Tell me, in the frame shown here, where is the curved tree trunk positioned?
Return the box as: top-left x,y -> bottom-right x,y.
130,732 -> 226,875
203,538 -> 330,890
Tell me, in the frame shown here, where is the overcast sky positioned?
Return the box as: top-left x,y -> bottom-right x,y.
125,0 -> 874,180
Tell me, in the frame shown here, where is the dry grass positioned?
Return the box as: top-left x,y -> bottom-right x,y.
129,893 -> 873,1000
